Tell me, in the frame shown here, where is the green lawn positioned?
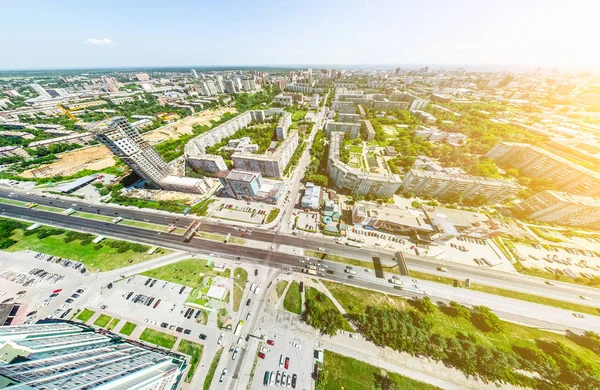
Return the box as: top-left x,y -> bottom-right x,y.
178,339 -> 204,383
276,280 -> 289,298
142,258 -> 230,287
204,348 -> 223,390
76,309 -> 95,322
107,318 -> 120,331
4,223 -> 168,272
348,145 -> 363,154
283,281 -> 302,314
292,110 -> 307,121
233,285 -> 244,312
234,267 -> 248,284
321,281 -> 600,363
93,314 -> 113,328
305,287 -> 353,332
317,350 -> 441,390
266,208 -> 280,223
119,322 -> 137,336
139,328 -> 177,349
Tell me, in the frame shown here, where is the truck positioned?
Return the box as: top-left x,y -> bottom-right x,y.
26,203 -> 37,208
346,242 -> 362,248
344,269 -> 357,275
112,217 -> 123,224
436,267 -> 448,272
306,264 -> 317,270
303,269 -> 317,275
167,224 -> 176,233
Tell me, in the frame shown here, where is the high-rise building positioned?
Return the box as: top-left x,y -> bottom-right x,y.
486,142 -> 600,197
515,190 -> 600,229
223,80 -> 236,94
30,83 -> 51,99
90,117 -> 172,188
191,69 -> 198,78
0,323 -> 186,389
199,80 -> 218,96
135,72 -> 150,81
276,112 -> 292,141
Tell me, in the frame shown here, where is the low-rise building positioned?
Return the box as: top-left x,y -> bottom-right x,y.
28,132 -> 95,149
401,169 -> 522,203
301,182 -> 321,209
218,169 -> 283,203
414,127 -> 467,145
274,94 -> 293,106
516,190 -> 600,229
0,145 -> 29,159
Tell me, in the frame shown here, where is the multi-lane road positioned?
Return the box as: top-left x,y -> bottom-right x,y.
2,199 -> 600,332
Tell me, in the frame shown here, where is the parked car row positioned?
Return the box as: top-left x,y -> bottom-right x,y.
124,292 -> 161,308
35,252 -> 88,274
263,370 -> 297,388
456,236 -> 486,245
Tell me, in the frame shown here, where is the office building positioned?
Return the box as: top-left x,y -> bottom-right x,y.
274,94 -> 293,106
0,323 -> 185,389
328,132 -> 402,198
90,117 -> 172,188
232,130 -> 299,178
516,190 -> 600,229
301,182 -> 321,209
276,112 -> 292,141
400,169 -> 522,203
186,154 -> 228,173
486,142 -> 600,197
325,121 -> 361,139
218,169 -> 284,203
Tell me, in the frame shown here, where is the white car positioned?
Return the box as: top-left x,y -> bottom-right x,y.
580,295 -> 591,300
246,312 -> 252,320
254,286 -> 261,295
232,347 -> 239,360
219,368 -> 227,383
279,354 -> 284,368
217,333 -> 224,345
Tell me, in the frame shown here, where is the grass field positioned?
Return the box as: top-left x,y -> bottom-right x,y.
139,328 -> 177,349
276,280 -> 288,298
283,281 -> 302,314
119,322 -> 137,336
76,309 -> 95,322
106,318 -> 120,330
5,225 -> 167,272
321,281 -> 600,363
178,339 -> 204,383
266,208 -> 280,223
204,348 -> 223,390
142,258 -> 230,286
292,110 -> 307,121
317,350 -> 441,390
233,285 -> 244,312
348,145 -> 363,154
234,267 -> 248,284
93,314 -> 113,328
305,287 -> 353,332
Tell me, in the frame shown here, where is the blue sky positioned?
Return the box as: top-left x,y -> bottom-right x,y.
1,0 -> 599,70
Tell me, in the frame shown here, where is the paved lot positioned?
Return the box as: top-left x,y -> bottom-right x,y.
513,241 -> 600,278
295,211 -> 318,232
211,201 -> 272,224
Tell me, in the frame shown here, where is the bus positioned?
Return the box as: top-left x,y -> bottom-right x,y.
224,233 -> 231,243
147,246 -> 158,255
167,224 -> 177,233
63,208 -> 75,215
346,242 -> 362,248
234,321 -> 244,335
112,217 -> 123,224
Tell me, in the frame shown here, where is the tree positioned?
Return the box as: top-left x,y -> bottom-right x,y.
471,306 -> 504,333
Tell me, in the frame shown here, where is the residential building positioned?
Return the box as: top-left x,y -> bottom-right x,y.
232,130 -> 299,178
331,100 -> 356,113
90,117 -> 172,188
274,94 -> 293,106
28,132 -> 95,149
218,169 -> 284,203
486,142 -> 600,197
199,80 -> 218,96
0,146 -> 29,159
357,104 -> 366,118
223,80 -> 236,94
191,69 -> 198,78
0,131 -> 34,140
373,100 -> 409,111
325,121 -> 361,139
0,302 -> 27,326
135,72 -> 150,81
400,169 -> 522,203
361,119 -> 375,141
0,323 -> 185,389
276,112 -> 292,141
328,132 -> 402,198
186,154 -> 228,173
310,94 -> 320,108
284,83 -> 323,94
410,98 -> 429,111
338,113 -> 360,123
30,83 -> 51,99
301,182 -> 321,209
516,190 -> 600,229
241,78 -> 257,91
411,110 -> 437,125
414,128 -> 467,145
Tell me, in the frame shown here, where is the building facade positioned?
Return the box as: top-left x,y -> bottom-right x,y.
325,121 -> 361,139
276,112 -> 292,141
231,130 -> 299,178
186,154 -> 228,173
516,190 -> 600,229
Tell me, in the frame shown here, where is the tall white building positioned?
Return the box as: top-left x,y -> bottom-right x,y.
191,69 -> 198,78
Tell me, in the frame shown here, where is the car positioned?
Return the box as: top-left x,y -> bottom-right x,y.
263,370 -> 270,386
573,313 -> 585,318
258,352 -> 265,359
232,347 -> 239,360
199,333 -> 207,340
279,354 -> 284,368
246,299 -> 251,306
217,333 -> 224,345
146,298 -> 154,306
179,286 -> 185,294
176,327 -> 183,333
284,356 -> 290,369
254,269 -> 258,276
100,305 -> 107,310
76,288 -> 85,294
169,325 -> 176,330
291,374 -> 297,388
150,279 -> 157,287
254,286 -> 261,295
287,375 -> 292,387
219,368 -> 227,383
184,329 -> 191,335
276,371 -> 282,386
60,309 -> 72,319
270,371 -> 276,386
153,299 -> 161,309
579,295 -> 591,300
267,339 -> 275,346
65,298 -> 74,304
194,310 -> 202,319
126,291 -> 133,300
144,278 -> 151,286
545,281 -> 555,286
160,322 -> 168,328
246,312 -> 252,320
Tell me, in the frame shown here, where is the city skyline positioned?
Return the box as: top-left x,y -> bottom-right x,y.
1,0 -> 599,70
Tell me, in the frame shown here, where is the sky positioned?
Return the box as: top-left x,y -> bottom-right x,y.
1,0 -> 599,70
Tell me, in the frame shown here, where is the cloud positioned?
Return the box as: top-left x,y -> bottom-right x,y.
85,38 -> 115,46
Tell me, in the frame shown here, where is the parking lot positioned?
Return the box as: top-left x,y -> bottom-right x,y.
295,211 -> 318,232
513,241 -> 600,279
211,201 -> 271,224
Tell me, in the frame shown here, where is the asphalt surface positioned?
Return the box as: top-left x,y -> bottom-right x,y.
2,202 -> 600,332
4,187 -> 600,307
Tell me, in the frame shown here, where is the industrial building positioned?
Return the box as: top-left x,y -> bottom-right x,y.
486,142 -> 600,197
0,323 -> 186,390
516,190 -> 600,229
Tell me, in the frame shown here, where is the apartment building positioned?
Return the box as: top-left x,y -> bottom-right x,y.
411,109 -> 437,125
401,169 -> 522,203
284,83 -> 323,94
325,121 -> 361,139
338,113 -> 360,123
91,117 -> 172,188
331,100 -> 356,113
414,127 -> 467,145
0,323 -> 185,389
486,142 -> 600,197
199,80 -> 218,96
276,112 -> 292,141
232,130 -> 299,178
28,132 -> 95,149
328,132 -> 402,198
186,153 -> 228,173
516,190 -> 600,229
361,119 -> 375,141
0,146 -> 29,159
274,94 -> 293,106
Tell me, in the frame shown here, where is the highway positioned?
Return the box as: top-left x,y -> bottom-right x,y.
2,202 -> 600,333
3,186 -> 600,308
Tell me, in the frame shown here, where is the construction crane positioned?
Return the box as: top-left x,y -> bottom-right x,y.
57,103 -> 79,122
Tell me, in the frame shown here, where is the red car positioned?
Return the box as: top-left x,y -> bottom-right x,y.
284,357 -> 290,370
153,299 -> 161,309
52,289 -> 62,294
267,339 -> 275,346
258,352 -> 265,359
